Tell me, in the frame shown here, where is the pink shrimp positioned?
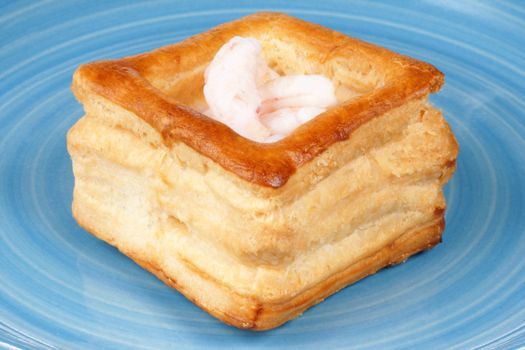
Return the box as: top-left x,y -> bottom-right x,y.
259,75 -> 337,115
203,37 -> 337,143
260,107 -> 326,139
203,36 -> 271,142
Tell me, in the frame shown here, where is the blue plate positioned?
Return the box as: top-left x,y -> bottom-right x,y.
1,1 -> 525,349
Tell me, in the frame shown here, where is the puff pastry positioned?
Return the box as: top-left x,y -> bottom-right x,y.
67,12 -> 458,330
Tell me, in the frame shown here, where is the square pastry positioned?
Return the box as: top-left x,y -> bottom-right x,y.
67,12 -> 458,330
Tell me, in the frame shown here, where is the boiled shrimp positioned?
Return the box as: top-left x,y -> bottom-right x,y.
259,75 -> 337,115
203,36 -> 271,142
260,107 -> 326,136
203,37 -> 337,143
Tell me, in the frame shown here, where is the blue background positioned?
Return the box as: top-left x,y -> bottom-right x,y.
1,1 -> 524,349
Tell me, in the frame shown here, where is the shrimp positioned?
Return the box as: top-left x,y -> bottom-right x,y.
203,37 -> 337,143
257,75 -> 337,142
259,75 -> 337,114
203,36 -> 271,141
260,107 -> 326,136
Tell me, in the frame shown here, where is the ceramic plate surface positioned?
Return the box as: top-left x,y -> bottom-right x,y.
1,1 -> 525,349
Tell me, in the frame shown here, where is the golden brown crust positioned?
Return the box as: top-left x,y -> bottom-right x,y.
131,218 -> 445,330
72,12 -> 444,188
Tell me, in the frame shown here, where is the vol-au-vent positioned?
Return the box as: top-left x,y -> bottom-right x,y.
67,12 -> 458,330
